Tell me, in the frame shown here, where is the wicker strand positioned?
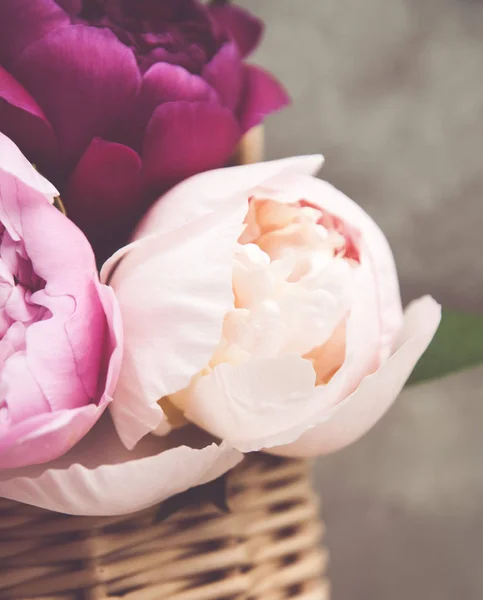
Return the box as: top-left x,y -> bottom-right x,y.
0,455 -> 329,600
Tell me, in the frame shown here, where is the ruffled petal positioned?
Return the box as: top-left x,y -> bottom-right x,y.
0,67 -> 58,170
239,65 -> 290,132
270,296 -> 441,457
0,174 -> 123,468
182,355 -> 318,452
0,0 -> 69,67
10,25 -> 140,166
0,416 -> 242,515
209,2 -> 263,57
0,132 -> 58,201
265,174 -> 404,361
135,155 -> 324,239
64,138 -> 143,261
203,41 -> 243,111
142,101 -> 240,192
14,175 -> 123,399
103,201 -> 247,449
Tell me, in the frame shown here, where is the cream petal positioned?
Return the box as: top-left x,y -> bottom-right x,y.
259,173 -> 404,359
182,355 -> 325,452
0,132 -> 58,202
269,296 -> 441,457
107,203 -> 247,449
0,416 -> 242,516
134,155 -> 324,240
278,259 -> 354,356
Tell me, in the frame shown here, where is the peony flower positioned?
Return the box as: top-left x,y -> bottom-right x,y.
0,0 -> 289,260
101,156 -> 441,456
0,132 -> 122,469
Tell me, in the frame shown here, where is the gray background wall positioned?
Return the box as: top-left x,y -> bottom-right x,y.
238,0 -> 483,598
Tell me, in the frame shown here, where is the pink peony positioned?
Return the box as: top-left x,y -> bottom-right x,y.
0,0 -> 289,261
0,133 -> 122,469
102,156 -> 440,456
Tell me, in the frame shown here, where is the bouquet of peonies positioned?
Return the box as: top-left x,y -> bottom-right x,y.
0,1 -> 446,523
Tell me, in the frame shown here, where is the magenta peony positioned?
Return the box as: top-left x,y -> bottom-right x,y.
0,0 -> 288,260
0,133 -> 122,469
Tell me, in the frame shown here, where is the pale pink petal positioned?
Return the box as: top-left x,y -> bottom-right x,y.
0,132 -> 57,201
134,155 -> 324,240
183,355 -> 320,452
270,296 -> 441,457
330,255 -> 386,399
106,203 -> 247,450
0,416 -> 242,515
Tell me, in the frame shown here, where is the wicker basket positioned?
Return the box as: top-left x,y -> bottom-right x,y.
0,454 -> 329,600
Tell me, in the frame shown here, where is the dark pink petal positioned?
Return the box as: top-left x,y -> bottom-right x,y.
124,0 -> 209,21
0,0 -> 70,67
209,2 -> 263,57
65,138 -> 143,260
10,25 -> 140,167
142,101 -> 241,192
126,63 -> 219,149
239,65 -> 290,132
0,67 -> 57,169
203,41 -> 243,111
141,63 -> 218,106
55,0 -> 82,16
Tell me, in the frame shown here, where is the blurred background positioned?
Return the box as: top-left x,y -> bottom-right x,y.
238,0 -> 483,598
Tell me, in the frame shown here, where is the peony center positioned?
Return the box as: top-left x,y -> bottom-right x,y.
212,196 -> 361,382
78,0 -> 222,72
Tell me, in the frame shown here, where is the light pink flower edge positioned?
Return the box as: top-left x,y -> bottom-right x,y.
0,416 -> 242,515
0,132 -> 58,201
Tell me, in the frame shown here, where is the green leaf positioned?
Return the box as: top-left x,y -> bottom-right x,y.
407,309 -> 483,385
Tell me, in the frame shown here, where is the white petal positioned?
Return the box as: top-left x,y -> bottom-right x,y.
270,296 -> 441,457
183,355 -> 321,452
0,416 -> 242,516
107,203 -> 247,449
134,156 -> 324,239
0,132 -> 58,202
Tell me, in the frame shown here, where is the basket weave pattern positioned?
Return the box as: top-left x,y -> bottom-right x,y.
0,455 -> 329,599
